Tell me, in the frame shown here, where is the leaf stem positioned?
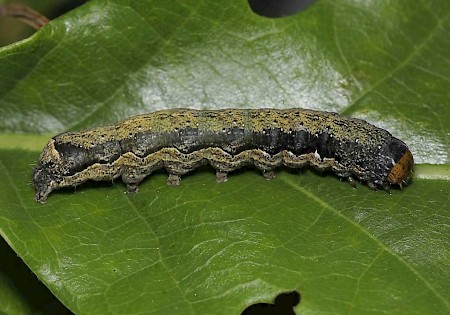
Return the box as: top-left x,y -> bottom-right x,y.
0,4 -> 49,29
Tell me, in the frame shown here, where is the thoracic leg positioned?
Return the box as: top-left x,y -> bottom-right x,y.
347,176 -> 357,188
167,174 -> 181,186
262,170 -> 276,180
216,170 -> 228,183
121,171 -> 145,194
126,182 -> 139,193
366,181 -> 378,191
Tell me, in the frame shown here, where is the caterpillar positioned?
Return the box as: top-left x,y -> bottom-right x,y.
32,108 -> 414,203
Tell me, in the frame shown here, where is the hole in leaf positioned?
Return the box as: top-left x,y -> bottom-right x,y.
248,0 -> 316,18
241,290 -> 301,315
52,0 -> 87,16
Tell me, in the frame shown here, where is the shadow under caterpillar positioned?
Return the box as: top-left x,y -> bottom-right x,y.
32,108 -> 414,203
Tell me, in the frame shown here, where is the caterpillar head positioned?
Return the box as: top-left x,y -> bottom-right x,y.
32,140 -> 63,203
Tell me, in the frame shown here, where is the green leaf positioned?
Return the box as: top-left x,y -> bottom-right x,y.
0,1 -> 449,314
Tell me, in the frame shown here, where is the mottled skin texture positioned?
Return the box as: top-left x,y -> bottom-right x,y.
32,109 -> 414,203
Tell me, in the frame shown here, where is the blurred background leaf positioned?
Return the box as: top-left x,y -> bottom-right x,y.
0,0 -> 86,47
